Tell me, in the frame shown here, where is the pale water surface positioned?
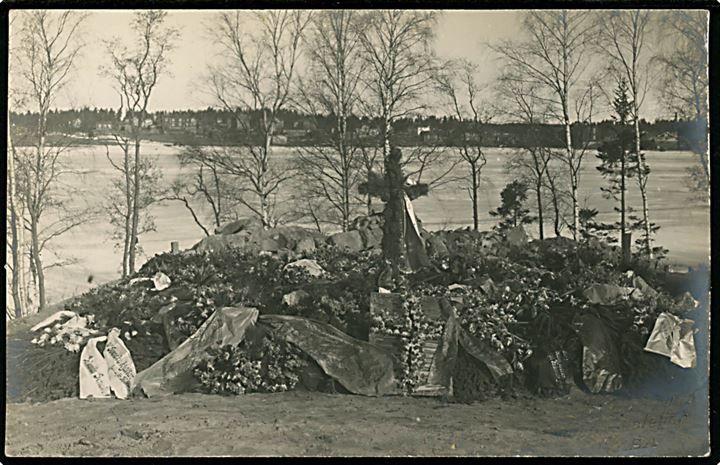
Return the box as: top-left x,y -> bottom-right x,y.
15,143 -> 709,305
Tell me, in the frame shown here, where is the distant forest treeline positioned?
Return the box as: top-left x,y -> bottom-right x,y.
9,107 -> 696,151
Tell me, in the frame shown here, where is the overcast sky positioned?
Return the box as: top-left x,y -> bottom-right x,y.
9,9 -> 704,120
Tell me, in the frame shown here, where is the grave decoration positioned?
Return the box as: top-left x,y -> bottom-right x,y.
7,209 -> 701,403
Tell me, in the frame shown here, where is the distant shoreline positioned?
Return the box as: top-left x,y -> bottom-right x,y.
14,133 -> 692,154
12,133 -> 696,155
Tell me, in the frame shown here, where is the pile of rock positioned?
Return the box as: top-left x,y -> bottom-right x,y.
424,225 -> 529,258
193,218 -> 325,256
326,213 -> 385,253
194,215 -> 534,262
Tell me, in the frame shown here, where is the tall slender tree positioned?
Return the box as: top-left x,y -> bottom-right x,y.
655,11 -> 709,194
498,75 -> 553,239
357,10 -> 437,164
435,59 -> 495,231
168,144 -> 244,236
7,106 -> 26,317
494,11 -> 595,239
356,10 -> 438,270
209,11 -> 312,229
295,11 -> 365,231
12,10 -> 88,311
8,13 -> 28,318
103,10 -> 178,276
595,79 -> 638,251
598,10 -> 655,257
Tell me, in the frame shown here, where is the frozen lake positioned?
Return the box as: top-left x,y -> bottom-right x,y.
15,142 -> 710,305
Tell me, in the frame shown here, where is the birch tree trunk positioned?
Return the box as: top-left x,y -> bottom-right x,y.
260,115 -> 273,229
128,135 -> 141,274
122,141 -> 132,277
7,121 -> 24,318
564,112 -> 578,239
535,179 -> 544,240
471,162 -> 479,231
30,215 -> 46,310
33,116 -> 47,310
636,114 -> 652,258
382,113 -> 391,163
339,113 -> 351,231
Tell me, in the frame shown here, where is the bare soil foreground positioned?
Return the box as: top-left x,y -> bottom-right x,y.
5,387 -> 709,457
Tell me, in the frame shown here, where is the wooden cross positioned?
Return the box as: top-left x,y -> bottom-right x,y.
359,147 -> 430,273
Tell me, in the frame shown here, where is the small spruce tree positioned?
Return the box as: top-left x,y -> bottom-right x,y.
490,180 -> 535,233
595,79 -> 638,248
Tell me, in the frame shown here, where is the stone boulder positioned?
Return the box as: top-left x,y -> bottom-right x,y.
349,213 -> 384,250
215,217 -> 264,236
426,234 -> 449,257
193,225 -> 325,255
350,213 -> 383,231
296,236 -> 317,254
358,227 -> 384,250
282,289 -> 311,308
284,259 -> 325,278
192,232 -> 253,253
327,230 -> 364,252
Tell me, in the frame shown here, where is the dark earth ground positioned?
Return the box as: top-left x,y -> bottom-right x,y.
4,385 -> 710,457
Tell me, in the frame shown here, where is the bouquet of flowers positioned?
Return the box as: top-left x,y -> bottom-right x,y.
193,332 -> 307,395
30,313 -> 102,353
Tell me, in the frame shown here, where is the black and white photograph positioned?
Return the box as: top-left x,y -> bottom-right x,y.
3,5 -> 713,458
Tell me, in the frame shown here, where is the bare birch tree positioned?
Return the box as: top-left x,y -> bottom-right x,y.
7,13 -> 28,318
104,144 -> 165,274
168,145 -> 244,236
435,59 -> 495,231
295,10 -> 365,231
655,11 -> 709,194
493,11 -> 594,239
498,76 -> 554,239
542,161 -> 571,237
7,110 -> 28,318
400,143 -> 460,192
598,10 -> 656,257
103,10 -> 178,276
357,10 -> 437,163
11,10 -> 88,311
358,142 -> 383,214
208,11 -> 312,229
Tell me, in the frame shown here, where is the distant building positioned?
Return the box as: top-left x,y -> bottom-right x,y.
293,119 -> 316,131
496,132 -> 518,147
416,126 -> 431,137
356,124 -> 380,137
272,134 -> 288,145
463,131 -> 482,143
655,131 -> 679,151
162,113 -> 199,133
283,128 -> 311,139
420,131 -> 440,143
215,116 -> 234,129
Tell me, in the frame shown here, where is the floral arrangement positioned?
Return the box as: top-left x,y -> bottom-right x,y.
369,278 -> 445,395
452,286 -> 532,371
193,332 -> 307,395
30,315 -> 101,353
14,225 -> 695,403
